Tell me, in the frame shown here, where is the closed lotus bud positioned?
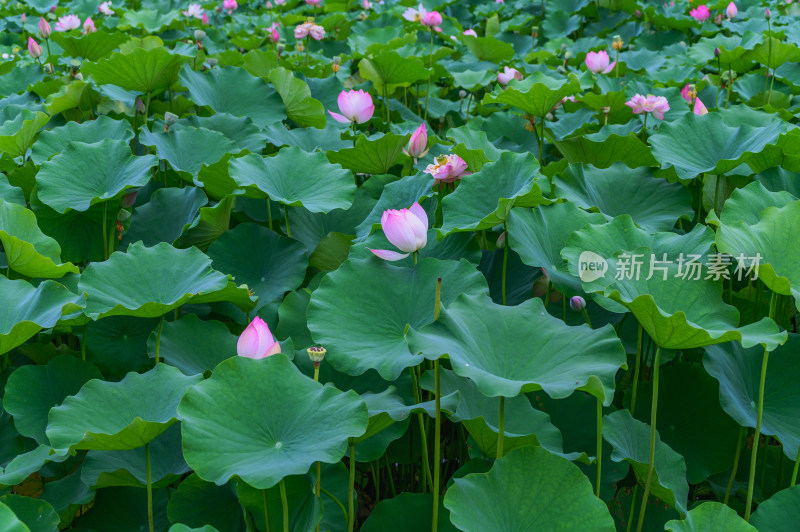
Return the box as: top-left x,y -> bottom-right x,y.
307,346 -> 326,363
634,9 -> 641,18
496,231 -> 506,249
21,13 -> 27,23
237,317 -> 281,359
569,296 -> 586,312
765,8 -> 771,18
28,37 -> 43,59
120,190 -> 138,208
403,123 -> 429,159
38,16 -> 52,38
135,96 -> 145,113
206,57 -> 218,67
714,47 -> 721,57
459,89 -> 467,99
194,29 -> 206,41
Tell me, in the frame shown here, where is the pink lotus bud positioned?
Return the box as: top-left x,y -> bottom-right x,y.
570,296 -> 586,312
634,9 -> 641,17
680,83 -> 692,102
765,7 -> 771,18
135,96 -> 145,113
38,17 -> 52,38
497,66 -> 523,85
726,2 -> 737,18
28,37 -> 43,59
714,13 -> 722,24
21,13 -> 27,23
368,202 -> 428,261
266,1 -> 273,6
421,11 -> 442,27
584,50 -> 615,74
328,89 -> 374,124
693,97 -> 708,115
83,17 -> 96,33
120,190 -> 138,208
689,4 -> 710,21
463,29 -> 477,37
363,0 -> 371,8
424,154 -> 469,183
306,0 -> 322,5
270,28 -> 280,43
223,0 -> 238,11
496,231 -> 506,249
201,12 -> 209,24
237,317 -> 281,359
403,123 -> 429,159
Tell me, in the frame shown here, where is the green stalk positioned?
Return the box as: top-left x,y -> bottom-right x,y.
143,91 -> 151,132
347,441 -> 356,532
266,197 -> 273,230
625,486 -> 638,532
726,63 -> 732,109
635,345 -> 662,532
262,489 -> 272,532
81,325 -> 87,362
102,201 -> 109,260
595,397 -> 603,498
432,277 -> 442,532
146,443 -> 154,532
765,18 -> 772,105
313,365 -> 321,532
305,36 -> 310,66
501,222 -> 509,305
424,29 -> 434,121
716,56 -> 721,109
154,314 -> 165,364
279,479 -> 289,532
410,367 -> 433,491
538,115 -> 545,163
630,324 -> 643,413
284,204 -> 291,238
640,113 -> 648,142
791,447 -> 800,486
496,396 -> 505,459
724,426 -> 745,506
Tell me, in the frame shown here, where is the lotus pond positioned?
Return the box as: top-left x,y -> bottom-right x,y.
1,0 -> 800,530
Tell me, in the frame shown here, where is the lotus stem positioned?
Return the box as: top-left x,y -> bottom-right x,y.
313,363 -> 321,532
538,116 -> 545,163
81,325 -> 87,362
432,277 -> 442,532
726,63 -> 732,109
496,396 -> 505,459
143,91 -> 151,132
266,197 -> 273,230
154,314 -> 165,364
424,29 -> 434,121
626,485 -> 638,532
501,222 -> 509,305
724,426 -> 745,505
102,201 -> 109,260
321,487 -> 347,523
347,441 -> 356,532
284,204 -> 291,238
791,447 -> 800,486
410,367 -> 433,491
262,489 -> 272,532
305,36 -> 310,66
279,478 -> 289,532
640,113 -> 648,142
716,56 -> 721,109
635,345 -> 662,532
630,324 -> 643,413
145,442 -> 154,532
764,18 -> 772,105
595,397 -> 603,498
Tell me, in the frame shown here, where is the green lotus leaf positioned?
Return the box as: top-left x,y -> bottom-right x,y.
179,65 -> 286,127
363,493 -> 457,532
308,257 -> 488,380
709,181 -> 797,226
354,171 -> 433,239
408,293 -> 625,403
30,115 -> 134,165
169,524 -> 219,532
268,67 -> 326,129
359,49 -> 431,89
0,176 -> 24,206
264,122 -> 351,152
562,215 -> 787,350
165,475 -> 245,532
0,66 -> 44,98
82,47 -> 184,93
178,355 -> 369,489
121,187 -> 208,248
229,147 -> 355,212
43,80 -> 91,117
0,199 -> 79,278
0,109 -> 49,158
120,8 -> 181,32
603,410 -> 689,513
543,9 -> 582,38
483,72 -> 582,118
0,445 -> 70,487
750,485 -> 800,532
0,277 -> 82,355
450,69 -> 496,91
51,31 -> 129,61
459,35 -> 516,63
78,241 -> 240,319
46,364 -> 201,451
174,195 -> 236,252
36,139 -> 158,213
139,126 -> 237,177
326,133 -> 409,175
3,355 -> 101,444
146,314 -> 236,375
554,162 -> 693,231
0,495 -> 59,532
687,32 -> 762,70
444,446 -> 615,532
207,223 -> 308,312
180,113 -> 269,152
704,334 -> 800,460
447,126 -> 503,163
745,37 -> 800,70
0,501 -> 32,532
439,151 -> 550,235
665,502 -> 755,532
72,486 -> 169,530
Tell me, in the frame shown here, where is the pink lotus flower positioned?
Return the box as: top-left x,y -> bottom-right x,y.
270,27 -> 280,43
422,11 -> 442,27
626,94 -> 670,120
39,17 -> 52,38
403,123 -> 429,159
237,317 -> 281,359
83,17 -> 96,33
28,37 -> 43,59
275,0 -> 286,4
223,0 -> 238,11
54,14 -> 81,32
689,4 -> 710,21
362,0 -> 371,8
306,0 -> 322,5
369,203 -> 428,261
98,1 -> 114,15
497,66 -> 523,85
726,2 -> 737,18
680,83 -> 692,102
328,89 -> 374,124
402,3 -> 426,22
424,154 -> 469,183
21,13 -> 26,23
183,3 -> 204,19
295,22 -> 325,40
765,8 -> 771,18
693,97 -> 708,115
201,12 -> 209,24
463,29 -> 478,37
584,50 -> 615,74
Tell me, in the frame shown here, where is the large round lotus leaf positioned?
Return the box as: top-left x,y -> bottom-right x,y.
51,31 -> 129,61
178,65 -> 286,127
439,151 -> 550,235
207,224 -> 309,312
78,242 -> 243,319
3,355 -> 102,445
36,139 -> 158,213
562,215 -> 787,350
0,109 -> 49,159
0,445 -> 70,487
704,334 -> 800,460
82,48 -> 185,93
30,116 -> 134,165
508,202 -> 606,296
750,485 -> 800,532
408,293 -> 625,404
46,363 -> 201,451
482,72 -> 582,118
362,493 -> 457,532
85,316 -> 159,379
552,125 -> 660,170
173,195 -> 237,252
0,200 -> 78,278
264,123 -> 351,153
178,355 -> 369,489
180,113 -> 269,153
229,147 -> 356,213
0,501 -> 31,532
121,187 -> 208,248
665,502 -> 755,532
554,162 -> 693,231
307,257 -> 489,380
708,181 -> 797,225
0,495 -> 59,532
649,111 -> 790,180
268,67 -> 326,129
358,49 -> 431,88
602,410 -> 689,513
0,176 -> 24,206
138,127 -> 239,177
444,446 -> 615,532
325,133 -> 410,176
0,278 -> 82,355
146,314 -> 237,376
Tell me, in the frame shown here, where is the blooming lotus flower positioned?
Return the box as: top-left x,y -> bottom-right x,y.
223,0 -> 238,11
183,3 -> 204,19
584,50 -> 615,74
403,123 -> 429,159
368,203 -> 428,261
83,17 -> 96,33
680,83 -> 692,102
421,11 -> 442,27
463,29 -> 478,37
362,0 -> 371,8
98,1 -> 114,15
295,21 -> 325,40
424,154 -> 469,183
28,37 -> 42,59
306,0 -> 322,5
237,317 -> 281,359
693,97 -> 708,115
497,66 -> 523,85
328,89 -> 374,124
626,94 -> 670,120
39,17 -> 52,38
54,14 -> 81,32
689,4 -> 710,21
402,3 -> 426,22
275,0 -> 286,4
